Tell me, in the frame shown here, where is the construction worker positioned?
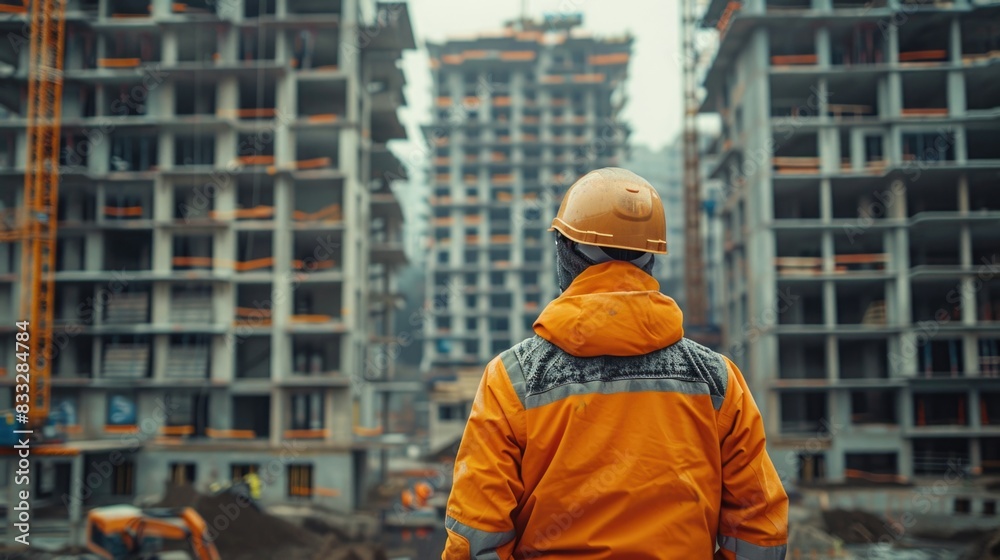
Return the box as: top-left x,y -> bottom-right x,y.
442,168 -> 788,559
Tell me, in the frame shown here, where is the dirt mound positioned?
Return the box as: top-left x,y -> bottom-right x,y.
962,527 -> 1000,560
156,482 -> 202,508
822,509 -> 896,544
195,488 -> 323,559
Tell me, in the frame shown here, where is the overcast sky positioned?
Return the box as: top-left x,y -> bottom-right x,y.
397,0 -> 684,153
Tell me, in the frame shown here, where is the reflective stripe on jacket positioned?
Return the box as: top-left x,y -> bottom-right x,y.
442,261 -> 788,559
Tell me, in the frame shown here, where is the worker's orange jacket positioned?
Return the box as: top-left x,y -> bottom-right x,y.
442,261 -> 788,560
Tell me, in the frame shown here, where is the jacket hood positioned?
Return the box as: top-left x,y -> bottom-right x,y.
533,261 -> 684,357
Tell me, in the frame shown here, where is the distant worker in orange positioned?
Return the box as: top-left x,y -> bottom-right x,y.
442,168 -> 788,559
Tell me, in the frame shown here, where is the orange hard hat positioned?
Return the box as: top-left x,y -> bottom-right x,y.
414,481 -> 433,500
550,167 -> 668,254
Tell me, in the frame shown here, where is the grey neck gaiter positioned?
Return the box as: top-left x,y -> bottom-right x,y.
555,234 -> 655,292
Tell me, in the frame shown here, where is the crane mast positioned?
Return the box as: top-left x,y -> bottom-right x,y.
681,0 -> 707,328
15,0 -> 67,428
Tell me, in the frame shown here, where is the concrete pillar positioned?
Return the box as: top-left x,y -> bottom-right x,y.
161,29 -> 179,66
68,454 -> 84,545
270,390 -> 283,445
816,27 -> 831,69
957,173 -> 969,213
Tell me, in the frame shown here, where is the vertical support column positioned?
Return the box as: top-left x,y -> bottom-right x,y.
270,389 -> 284,446
68,454 -> 84,545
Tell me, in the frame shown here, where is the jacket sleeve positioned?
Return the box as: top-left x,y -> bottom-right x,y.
715,357 -> 789,560
442,355 -> 526,560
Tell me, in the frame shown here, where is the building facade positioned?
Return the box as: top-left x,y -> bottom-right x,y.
701,0 -> 1000,484
0,0 -> 413,518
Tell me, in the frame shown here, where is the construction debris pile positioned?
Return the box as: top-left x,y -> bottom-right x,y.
157,484 -> 387,560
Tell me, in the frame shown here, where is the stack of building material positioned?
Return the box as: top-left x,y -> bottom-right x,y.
861,301 -> 886,325
432,368 -> 482,401
164,344 -> 209,378
105,292 -> 149,323
171,294 -> 213,323
102,344 -> 150,378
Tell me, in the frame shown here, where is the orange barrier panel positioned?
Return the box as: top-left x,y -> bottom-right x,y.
284,429 -> 329,439
292,203 -> 341,221
160,425 -> 194,436
353,425 -> 383,437
233,257 -> 274,272
462,49 -> 488,59
105,425 -> 140,434
222,108 -> 277,119
237,155 -> 275,166
589,53 -> 629,65
99,58 -> 141,68
104,206 -> 143,217
500,51 -> 536,61
290,314 -> 333,323
540,75 -> 565,84
172,2 -> 187,11
493,96 -> 512,107
172,256 -> 214,268
206,428 -> 257,439
0,3 -> 27,14
291,259 -> 335,271
315,487 -> 341,498
435,96 -> 452,107
306,114 -> 338,123
899,49 -> 947,62
235,306 -> 271,318
573,73 -> 605,83
771,54 -> 818,65
442,54 -> 462,65
294,157 -> 332,170
901,108 -> 948,117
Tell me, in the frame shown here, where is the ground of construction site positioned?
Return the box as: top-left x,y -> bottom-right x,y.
2,0 -> 1000,557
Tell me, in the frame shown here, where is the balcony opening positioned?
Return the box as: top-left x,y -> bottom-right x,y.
298,81 -> 346,121
769,28 -> 817,66
970,177 -> 1000,212
287,464 -> 314,498
235,340 -> 271,380
910,280 -> 963,323
851,390 -> 897,424
173,235 -> 213,271
914,392 -> 969,426
175,82 -> 216,116
902,72 -> 948,118
105,232 -> 151,270
175,181 -> 214,221
292,285 -> 342,324
909,229 -> 961,268
292,334 -> 341,375
102,335 -> 151,379
243,0 -> 276,18
0,132 -> 15,169
773,182 -> 820,220
774,229 -> 821,276
55,236 -> 87,272
778,338 -> 826,380
902,130 -> 956,164
292,231 -> 342,274
164,392 -> 209,438
168,463 -> 196,485
232,396 -> 270,438
830,22 -> 885,66
778,285 -> 824,325
766,0 -> 811,11
165,334 -> 210,379
917,338 -> 965,377
773,132 -> 819,174
105,184 -> 150,221
780,392 -> 828,434
51,335 -> 94,379
293,179 -> 342,225
983,392 -> 1000,426
174,135 -> 215,167
171,284 -> 213,324
981,437 -> 1000,479
295,132 -> 339,171
107,0 -> 149,17
109,134 -> 158,171
102,30 -> 160,65
845,453 -> 899,480
104,284 -> 150,324
980,340 -> 1000,376
898,17 -> 950,65
836,282 -> 887,324
967,128 -> 1000,161
236,77 -> 277,119
797,453 -> 827,484
907,179 -> 959,216
236,231 -> 273,273
289,393 -> 324,433
839,339 -> 889,379
174,22 -> 215,60
913,438 -> 968,476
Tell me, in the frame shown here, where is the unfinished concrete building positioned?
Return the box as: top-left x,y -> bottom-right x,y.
0,0 -> 413,518
421,17 -> 632,407
701,0 -> 1000,488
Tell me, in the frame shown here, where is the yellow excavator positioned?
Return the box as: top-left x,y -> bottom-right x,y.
86,505 -> 221,560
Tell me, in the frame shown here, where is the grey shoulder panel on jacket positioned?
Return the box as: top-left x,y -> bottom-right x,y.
498,336 -> 729,410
